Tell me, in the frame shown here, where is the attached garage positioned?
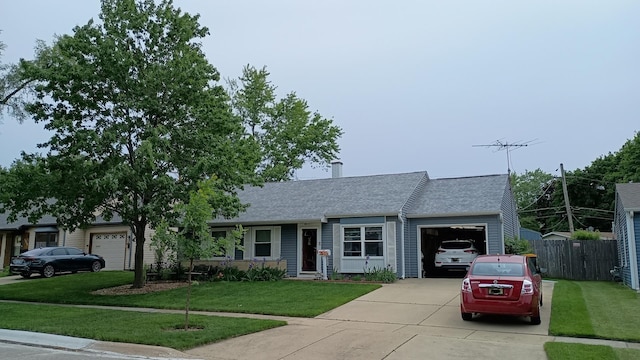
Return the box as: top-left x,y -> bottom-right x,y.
90,232 -> 130,270
420,225 -> 487,277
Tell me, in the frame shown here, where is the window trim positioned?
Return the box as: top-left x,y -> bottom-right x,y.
341,224 -> 385,258
244,226 -> 281,260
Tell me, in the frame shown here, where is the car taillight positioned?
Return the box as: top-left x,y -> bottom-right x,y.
464,250 -> 477,254
461,278 -> 472,293
436,249 -> 446,254
521,279 -> 534,295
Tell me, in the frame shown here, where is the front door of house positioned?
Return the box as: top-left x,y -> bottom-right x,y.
301,229 -> 318,272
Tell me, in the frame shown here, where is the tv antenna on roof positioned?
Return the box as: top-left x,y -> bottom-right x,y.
472,139 -> 538,174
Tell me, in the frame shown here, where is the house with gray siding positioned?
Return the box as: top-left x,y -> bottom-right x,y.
614,183 -> 640,291
209,162 -> 520,279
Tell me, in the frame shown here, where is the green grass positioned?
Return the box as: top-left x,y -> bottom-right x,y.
544,342 -> 640,360
0,271 -> 381,317
0,302 -> 285,350
548,280 -> 594,337
549,280 -> 640,342
0,272 -> 379,349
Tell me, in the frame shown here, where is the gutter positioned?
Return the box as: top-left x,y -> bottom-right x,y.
399,212 -> 406,279
406,211 -> 501,218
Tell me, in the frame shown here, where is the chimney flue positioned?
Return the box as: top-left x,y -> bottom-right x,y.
331,160 -> 343,178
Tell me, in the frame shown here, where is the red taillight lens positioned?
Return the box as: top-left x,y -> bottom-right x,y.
461,278 -> 472,293
464,250 -> 477,254
521,279 -> 534,295
436,249 -> 446,254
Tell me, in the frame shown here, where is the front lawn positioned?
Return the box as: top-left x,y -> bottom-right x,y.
549,280 -> 640,342
545,342 -> 640,360
0,302 -> 285,350
544,280 -> 640,359
0,271 -> 381,317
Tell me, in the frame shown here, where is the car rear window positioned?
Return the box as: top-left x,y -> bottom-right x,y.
471,262 -> 524,276
440,241 -> 472,249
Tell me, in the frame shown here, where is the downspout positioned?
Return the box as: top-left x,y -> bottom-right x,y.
627,211 -> 638,291
399,212 -> 406,279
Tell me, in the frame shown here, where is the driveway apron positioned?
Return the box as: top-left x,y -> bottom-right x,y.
186,278 -> 554,360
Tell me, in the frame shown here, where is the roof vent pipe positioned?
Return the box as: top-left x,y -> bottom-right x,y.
331,160 -> 343,178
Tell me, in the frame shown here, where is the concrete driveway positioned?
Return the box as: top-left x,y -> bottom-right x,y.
186,278 -> 554,360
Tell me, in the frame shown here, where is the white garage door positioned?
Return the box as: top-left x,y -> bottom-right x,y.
92,233 -> 128,270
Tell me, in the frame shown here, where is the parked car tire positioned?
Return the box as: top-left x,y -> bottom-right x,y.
530,315 -> 541,325
42,264 -> 55,278
461,312 -> 473,321
20,271 -> 31,279
540,294 -> 543,307
90,260 -> 102,272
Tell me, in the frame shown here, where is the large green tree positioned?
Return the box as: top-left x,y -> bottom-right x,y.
228,65 -> 342,181
511,169 -> 555,231
0,34 -> 49,122
0,0 -> 260,288
512,132 -> 640,234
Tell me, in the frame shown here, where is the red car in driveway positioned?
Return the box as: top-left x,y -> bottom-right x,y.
460,254 -> 542,325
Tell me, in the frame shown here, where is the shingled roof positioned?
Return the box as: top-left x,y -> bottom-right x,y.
617,183 -> 640,211
212,172 -> 511,224
403,174 -> 509,217
211,171 -> 429,224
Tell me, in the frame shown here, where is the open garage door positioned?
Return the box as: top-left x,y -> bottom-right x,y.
420,225 -> 486,278
91,233 -> 128,270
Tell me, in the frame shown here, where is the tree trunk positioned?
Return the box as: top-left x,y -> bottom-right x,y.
132,223 -> 147,289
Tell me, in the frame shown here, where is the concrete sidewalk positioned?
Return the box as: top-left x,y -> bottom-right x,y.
2,278 -> 640,359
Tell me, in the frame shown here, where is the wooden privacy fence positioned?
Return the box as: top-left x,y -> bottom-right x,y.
527,239 -> 618,281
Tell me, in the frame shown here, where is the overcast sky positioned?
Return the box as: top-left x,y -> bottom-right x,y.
1,1 -> 638,180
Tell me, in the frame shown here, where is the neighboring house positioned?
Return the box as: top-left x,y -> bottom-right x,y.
541,231 -> 615,241
208,162 -> 520,279
520,228 -> 542,241
614,183 -> 640,291
0,212 -> 155,271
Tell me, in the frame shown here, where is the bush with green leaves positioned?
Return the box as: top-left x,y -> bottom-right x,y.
571,230 -> 601,240
363,265 -> 397,283
504,236 -> 533,255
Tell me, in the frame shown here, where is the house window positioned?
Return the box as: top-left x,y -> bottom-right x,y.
35,232 -> 58,248
200,230 -> 233,260
254,229 -> 272,257
343,225 -> 384,257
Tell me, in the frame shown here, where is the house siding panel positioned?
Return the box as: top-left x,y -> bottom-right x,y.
614,193 -> 633,286
323,220 -> 340,275
501,180 -> 519,242
635,215 -> 640,289
406,215 -> 502,278
280,224 -> 297,277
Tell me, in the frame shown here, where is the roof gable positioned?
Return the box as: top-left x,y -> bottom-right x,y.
616,183 -> 640,210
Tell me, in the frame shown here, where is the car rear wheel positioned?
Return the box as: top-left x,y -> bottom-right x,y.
90,261 -> 102,272
42,264 -> 55,278
461,312 -> 473,321
530,315 -> 541,325
20,271 -> 31,279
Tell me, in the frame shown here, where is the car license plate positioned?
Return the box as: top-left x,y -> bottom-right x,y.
452,258 -> 459,262
489,287 -> 503,295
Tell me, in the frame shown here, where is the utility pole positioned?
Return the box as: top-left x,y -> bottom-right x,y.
560,163 -> 575,233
